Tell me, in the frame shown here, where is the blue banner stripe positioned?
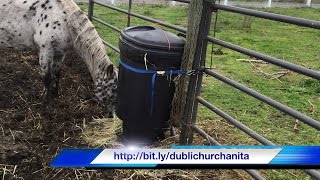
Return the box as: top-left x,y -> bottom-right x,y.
271,147 -> 320,164
171,146 -> 320,149
51,149 -> 104,167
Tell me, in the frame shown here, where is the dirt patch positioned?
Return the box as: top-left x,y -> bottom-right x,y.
0,50 -> 249,179
0,49 -> 110,179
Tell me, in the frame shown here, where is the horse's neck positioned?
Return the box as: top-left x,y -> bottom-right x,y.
75,36 -> 111,87
76,48 -> 112,89
61,0 -> 111,84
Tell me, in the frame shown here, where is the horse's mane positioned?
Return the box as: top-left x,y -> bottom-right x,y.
60,0 -> 111,80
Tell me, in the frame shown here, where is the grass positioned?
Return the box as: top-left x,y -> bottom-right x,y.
79,3 -> 320,180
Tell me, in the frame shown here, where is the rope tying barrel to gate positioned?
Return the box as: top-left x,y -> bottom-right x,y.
119,59 -> 185,114
119,59 -> 206,115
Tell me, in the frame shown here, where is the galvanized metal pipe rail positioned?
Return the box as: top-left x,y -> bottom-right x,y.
192,125 -> 265,180
93,0 -> 187,33
204,69 -> 320,130
213,4 -> 320,30
174,0 -> 191,3
87,0 -> 94,21
196,96 -> 274,145
127,0 -> 133,27
101,39 -> 120,53
207,37 -> 320,80
192,125 -> 220,145
195,97 -> 320,179
304,170 -> 320,180
92,16 -> 122,33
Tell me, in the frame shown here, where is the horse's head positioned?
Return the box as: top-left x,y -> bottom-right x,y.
95,64 -> 118,117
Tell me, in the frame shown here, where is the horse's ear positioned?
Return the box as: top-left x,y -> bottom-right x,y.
106,64 -> 114,77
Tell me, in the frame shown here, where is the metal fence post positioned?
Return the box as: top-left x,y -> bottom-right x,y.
306,0 -> 312,7
224,0 -> 228,5
267,0 -> 272,7
170,1 -> 177,6
127,0 -> 133,27
179,0 -> 213,145
88,0 -> 94,21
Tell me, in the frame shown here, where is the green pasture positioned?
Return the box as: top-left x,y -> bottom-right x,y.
79,3 -> 320,179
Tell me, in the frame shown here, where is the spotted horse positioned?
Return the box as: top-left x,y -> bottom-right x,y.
0,0 -> 118,115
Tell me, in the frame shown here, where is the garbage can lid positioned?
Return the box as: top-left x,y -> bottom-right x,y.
120,26 -> 185,52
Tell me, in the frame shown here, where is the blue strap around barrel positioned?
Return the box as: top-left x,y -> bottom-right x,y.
119,59 -> 184,115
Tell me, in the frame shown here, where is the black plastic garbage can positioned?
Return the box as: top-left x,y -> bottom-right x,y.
116,26 -> 185,145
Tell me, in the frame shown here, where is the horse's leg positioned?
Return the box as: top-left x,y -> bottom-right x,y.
39,47 -> 54,102
51,52 -> 66,97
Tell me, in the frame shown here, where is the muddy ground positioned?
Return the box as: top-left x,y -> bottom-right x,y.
0,50 -> 248,179
0,50 -> 114,179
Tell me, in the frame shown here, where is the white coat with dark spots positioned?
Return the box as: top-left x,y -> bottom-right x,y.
0,0 -> 118,115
